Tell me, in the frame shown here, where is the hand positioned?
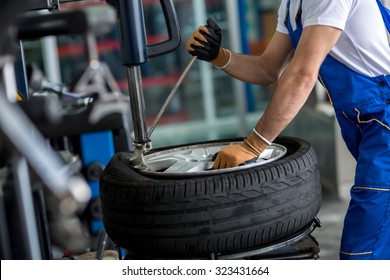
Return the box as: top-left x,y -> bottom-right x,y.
186,18 -> 231,68
213,130 -> 270,169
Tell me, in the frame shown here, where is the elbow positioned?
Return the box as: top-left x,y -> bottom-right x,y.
264,73 -> 279,86
252,56 -> 285,86
299,72 -> 318,90
290,68 -> 318,91
255,71 -> 280,86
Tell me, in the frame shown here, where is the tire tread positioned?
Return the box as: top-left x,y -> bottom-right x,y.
100,137 -> 321,257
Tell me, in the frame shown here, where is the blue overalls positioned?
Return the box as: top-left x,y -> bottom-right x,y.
285,0 -> 390,259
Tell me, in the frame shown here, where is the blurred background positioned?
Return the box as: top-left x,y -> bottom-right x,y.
20,0 -> 361,199
14,0 -> 390,259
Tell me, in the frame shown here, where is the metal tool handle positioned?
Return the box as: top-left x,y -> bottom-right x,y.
18,6 -> 116,40
117,0 -> 181,66
148,56 -> 197,138
147,0 -> 181,58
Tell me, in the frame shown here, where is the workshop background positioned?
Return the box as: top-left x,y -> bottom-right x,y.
22,0 -> 356,198
3,0 -> 390,260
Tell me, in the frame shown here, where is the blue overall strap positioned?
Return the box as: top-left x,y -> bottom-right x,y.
295,0 -> 303,29
284,0 -> 303,32
377,0 -> 390,33
284,0 -> 293,32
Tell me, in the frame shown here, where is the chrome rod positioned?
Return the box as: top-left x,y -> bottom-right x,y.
126,66 -> 150,146
148,57 -> 196,138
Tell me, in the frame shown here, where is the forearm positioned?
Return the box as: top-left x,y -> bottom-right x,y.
222,32 -> 294,86
254,67 -> 318,142
223,53 -> 278,86
252,26 -> 341,142
187,23 -> 292,86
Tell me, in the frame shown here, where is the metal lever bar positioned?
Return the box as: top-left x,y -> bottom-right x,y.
148,56 -> 196,138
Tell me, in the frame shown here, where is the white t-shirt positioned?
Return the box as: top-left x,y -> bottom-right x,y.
276,0 -> 390,77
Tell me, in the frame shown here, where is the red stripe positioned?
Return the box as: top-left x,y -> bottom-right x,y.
58,36 -> 168,57
117,73 -> 180,91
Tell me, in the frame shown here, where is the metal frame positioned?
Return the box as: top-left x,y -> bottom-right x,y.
0,55 -> 91,259
122,219 -> 321,260
214,218 -> 321,260
0,1 -> 126,259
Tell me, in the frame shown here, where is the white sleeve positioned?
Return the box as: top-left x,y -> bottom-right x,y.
303,0 -> 354,31
276,0 -> 289,34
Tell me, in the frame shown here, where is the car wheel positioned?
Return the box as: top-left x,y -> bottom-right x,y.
99,136 -> 321,258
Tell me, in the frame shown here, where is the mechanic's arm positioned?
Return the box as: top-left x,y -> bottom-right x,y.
223,31 -> 294,85
213,26 -> 341,169
187,20 -> 342,168
187,19 -> 293,86
255,25 -> 342,143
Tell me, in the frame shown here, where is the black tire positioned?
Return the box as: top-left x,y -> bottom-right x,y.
99,136 -> 321,258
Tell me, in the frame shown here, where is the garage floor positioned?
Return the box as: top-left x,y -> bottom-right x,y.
312,194 -> 350,260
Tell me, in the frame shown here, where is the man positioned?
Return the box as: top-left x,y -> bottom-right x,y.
186,0 -> 390,260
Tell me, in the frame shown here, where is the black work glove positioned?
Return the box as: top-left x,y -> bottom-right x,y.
186,18 -> 222,61
186,18 -> 231,68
